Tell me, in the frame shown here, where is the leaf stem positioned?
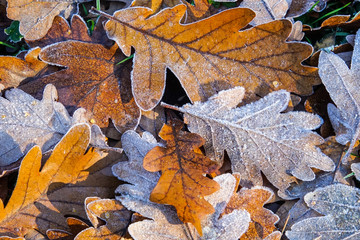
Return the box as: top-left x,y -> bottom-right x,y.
161,102 -> 182,112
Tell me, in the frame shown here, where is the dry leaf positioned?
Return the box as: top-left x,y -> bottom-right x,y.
0,48 -> 47,88
74,199 -> 132,239
286,184 -> 360,239
225,185 -> 281,240
0,124 -> 100,237
239,0 -> 289,25
26,15 -> 111,48
6,0 -> 91,40
176,87 -> 335,193
318,28 -> 360,164
19,41 -> 140,132
287,21 -> 304,41
113,131 -> 250,239
0,84 -> 86,167
143,120 -> 220,234
128,173 -> 251,240
104,5 -> 319,110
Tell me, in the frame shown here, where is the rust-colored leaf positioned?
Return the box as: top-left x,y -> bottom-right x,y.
19,41 -> 140,132
143,120 -> 220,234
26,15 -> 112,48
6,0 -> 91,40
0,47 -> 47,88
224,185 -> 281,240
0,124 -> 117,238
104,5 -> 318,110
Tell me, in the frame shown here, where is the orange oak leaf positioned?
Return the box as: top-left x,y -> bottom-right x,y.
0,47 -> 47,88
6,0 -> 91,40
0,124 -> 116,238
103,5 -> 319,110
19,41 -> 140,132
26,15 -> 112,48
224,184 -> 281,240
143,120 -> 220,235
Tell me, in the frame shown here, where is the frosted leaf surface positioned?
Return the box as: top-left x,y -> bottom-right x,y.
318,28 -> 360,165
351,163 -> 360,181
125,173 -> 250,240
286,184 -> 360,240
179,87 -> 334,193
239,0 -> 289,25
0,84 -> 86,166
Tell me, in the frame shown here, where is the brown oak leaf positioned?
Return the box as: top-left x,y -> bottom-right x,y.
143,120 -> 220,234
19,41 -> 140,132
0,124 -> 105,237
6,0 -> 91,40
0,47 -> 47,88
104,5 -> 319,110
224,182 -> 281,240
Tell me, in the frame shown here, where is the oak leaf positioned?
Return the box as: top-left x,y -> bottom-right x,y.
143,120 -> 220,234
225,184 -> 281,240
0,84 -> 86,167
104,5 -> 319,110
113,131 -> 249,239
129,174 -> 251,240
0,47 -> 47,88
286,184 -> 360,240
174,87 -> 335,193
6,0 -> 91,40
19,41 -> 140,132
318,28 -> 360,164
0,124 -> 104,237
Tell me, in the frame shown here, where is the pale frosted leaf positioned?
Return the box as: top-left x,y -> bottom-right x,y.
111,130 -> 167,220
239,0 -> 289,25
318,29 -> 360,164
288,21 -> 304,41
127,173 -> 250,240
286,184 -> 360,240
351,163 -> 360,181
179,87 -> 334,193
0,84 -> 86,166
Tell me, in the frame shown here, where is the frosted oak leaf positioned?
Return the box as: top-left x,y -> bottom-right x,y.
165,87 -> 335,193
